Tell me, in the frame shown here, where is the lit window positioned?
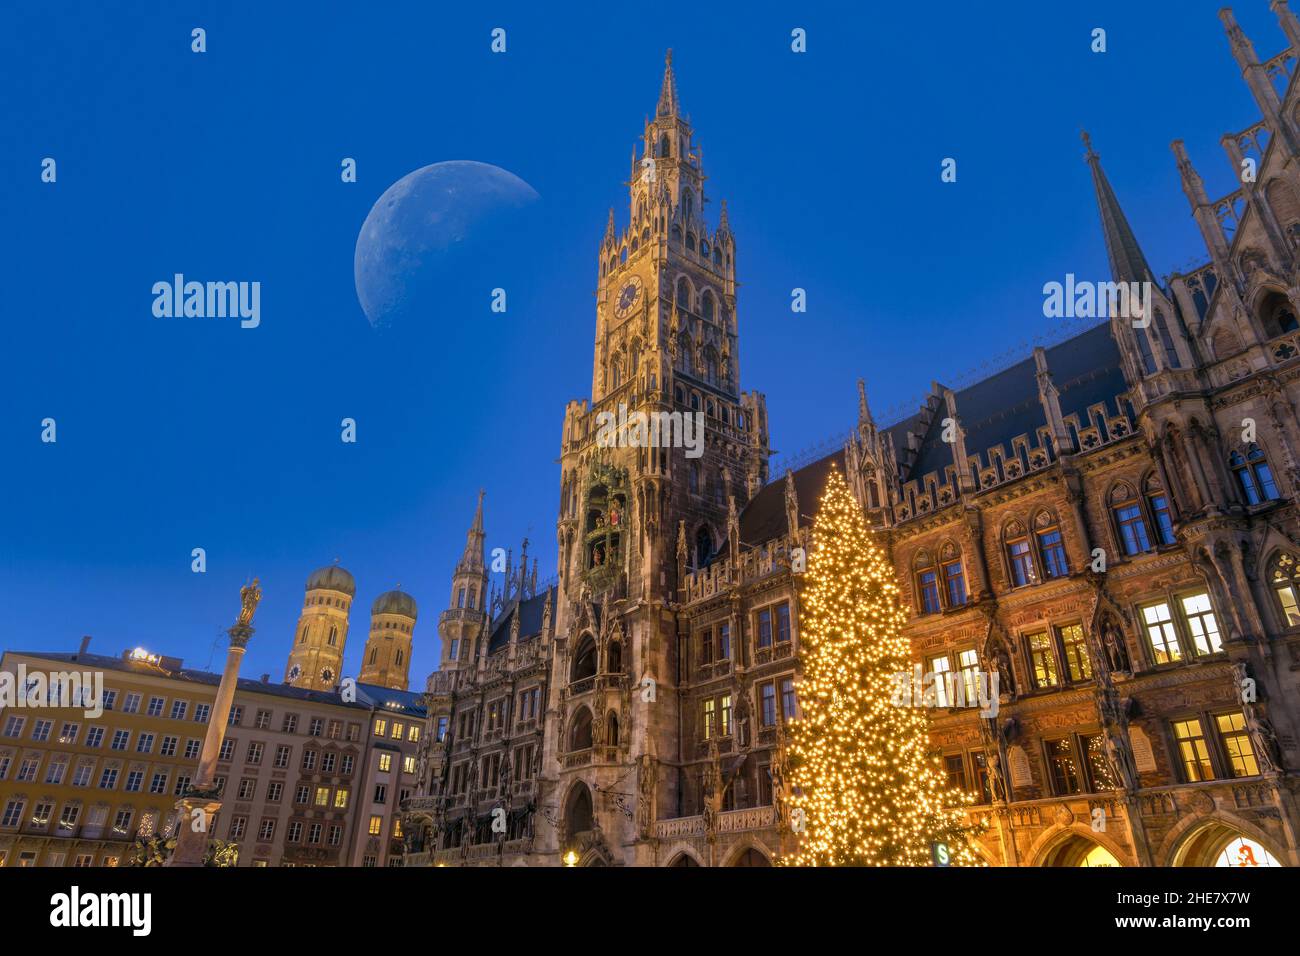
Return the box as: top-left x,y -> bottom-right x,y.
928,655 -> 953,707
1045,737 -> 1082,795
368,815 -> 383,836
1181,593 -> 1222,656
1025,632 -> 1059,689
1271,553 -> 1300,627
1172,718 -> 1214,782
1142,602 -> 1181,664
1058,624 -> 1091,683
1215,713 -> 1259,778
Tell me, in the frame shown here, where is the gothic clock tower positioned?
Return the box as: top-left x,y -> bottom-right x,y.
545,51 -> 771,864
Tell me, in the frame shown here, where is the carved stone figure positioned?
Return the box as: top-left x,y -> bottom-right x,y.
237,577 -> 262,628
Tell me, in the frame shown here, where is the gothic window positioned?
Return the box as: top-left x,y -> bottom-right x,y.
701,290 -> 715,322
569,708 -> 593,751
299,627 -> 308,644
695,525 -> 712,568
713,246 -> 723,266
1033,512 -> 1069,580
1268,552 -> 1300,627
1258,290 -> 1299,338
689,461 -> 700,494
680,334 -> 694,373
620,246 -> 628,263
675,385 -> 685,404
686,232 -> 696,252
941,546 -> 966,607
606,711 -> 619,747
700,240 -> 710,259
671,223 -> 682,243
368,647 -> 377,666
683,190 -> 694,222
1109,483 -> 1151,556
328,626 -> 338,646
1134,325 -> 1157,375
571,635 -> 597,683
690,392 -> 700,411
1145,473 -> 1176,546
1004,521 -> 1036,588
641,227 -> 650,244
658,133 -> 670,158
1153,312 -> 1180,368
630,237 -> 639,253
913,550 -> 940,615
607,640 -> 622,674
1230,444 -> 1280,504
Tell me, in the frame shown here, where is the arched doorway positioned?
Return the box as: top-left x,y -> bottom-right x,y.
564,782 -> 594,836
1040,835 -> 1122,867
1173,822 -> 1284,867
730,847 -> 772,867
668,852 -> 700,867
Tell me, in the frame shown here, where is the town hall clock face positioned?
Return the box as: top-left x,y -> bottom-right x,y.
614,274 -> 643,319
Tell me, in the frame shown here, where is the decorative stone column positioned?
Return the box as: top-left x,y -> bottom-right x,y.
167,579 -> 260,867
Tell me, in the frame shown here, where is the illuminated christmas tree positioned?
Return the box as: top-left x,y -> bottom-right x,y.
785,467 -> 982,866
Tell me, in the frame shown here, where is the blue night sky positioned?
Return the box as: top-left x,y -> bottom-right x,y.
0,1 -> 1283,681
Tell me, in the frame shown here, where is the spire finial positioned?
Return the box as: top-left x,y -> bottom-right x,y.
1082,131 -> 1156,285
657,49 -> 679,117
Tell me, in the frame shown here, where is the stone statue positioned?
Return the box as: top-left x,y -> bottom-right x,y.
236,577 -> 262,628
1103,619 -> 1131,674
734,689 -> 751,749
1244,701 -> 1283,774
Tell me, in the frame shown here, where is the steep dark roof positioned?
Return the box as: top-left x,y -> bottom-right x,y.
487,585 -> 556,653
4,650 -> 372,709
734,449 -> 845,550
888,322 -> 1126,481
731,323 -> 1128,542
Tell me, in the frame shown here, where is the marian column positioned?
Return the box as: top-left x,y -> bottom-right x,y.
167,578 -> 261,867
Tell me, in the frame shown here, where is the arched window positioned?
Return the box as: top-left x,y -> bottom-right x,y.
695,525 -> 712,568
1109,483 -> 1151,555
1269,552 -> 1300,627
690,392 -> 700,411
686,232 -> 696,252
368,647 -> 378,665
1033,511 -> 1069,580
571,634 -> 597,682
607,640 -> 622,674
675,277 -> 691,311
395,648 -> 403,666
689,461 -> 700,494
913,550 -> 940,614
713,246 -> 723,266
701,291 -> 715,322
1153,312 -> 1181,368
1231,444 -> 1280,504
569,708 -> 593,751
683,190 -> 694,222
1134,326 -> 1157,375
700,240 -> 710,259
938,542 -> 966,607
1144,473 -> 1176,545
1258,290 -> 1299,338
658,133 -> 670,158
674,385 -> 685,404
299,627 -> 308,644
1004,520 -> 1036,587
328,625 -> 338,646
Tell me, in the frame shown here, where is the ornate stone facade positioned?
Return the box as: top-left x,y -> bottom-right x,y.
403,10 -> 1300,866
